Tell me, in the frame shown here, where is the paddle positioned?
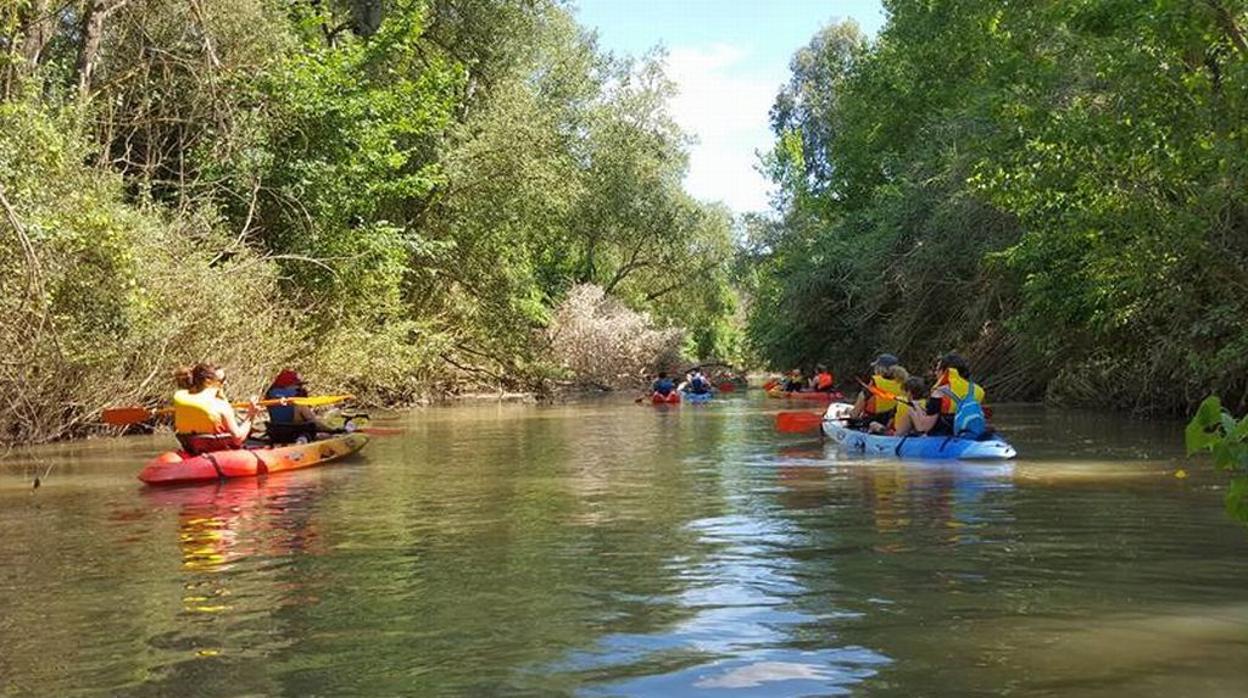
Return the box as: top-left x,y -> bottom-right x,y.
775,411 -> 824,434
102,394 -> 356,426
857,379 -> 916,406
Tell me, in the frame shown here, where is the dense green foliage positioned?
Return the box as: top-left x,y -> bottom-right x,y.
1187,396 -> 1248,523
0,0 -> 737,441
749,1 -> 1248,412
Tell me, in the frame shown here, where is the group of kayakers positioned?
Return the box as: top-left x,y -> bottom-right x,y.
647,366 -> 714,400
848,352 -> 989,438
779,365 -> 839,394
172,363 -> 338,455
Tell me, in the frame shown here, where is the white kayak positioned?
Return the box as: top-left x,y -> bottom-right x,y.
821,403 -> 1017,460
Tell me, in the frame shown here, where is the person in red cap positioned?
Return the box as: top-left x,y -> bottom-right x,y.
264,369 -> 336,444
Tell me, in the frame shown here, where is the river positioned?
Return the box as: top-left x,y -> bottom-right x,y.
2,397 -> 1246,696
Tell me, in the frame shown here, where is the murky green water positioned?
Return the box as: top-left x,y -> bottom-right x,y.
2,398 -> 1246,696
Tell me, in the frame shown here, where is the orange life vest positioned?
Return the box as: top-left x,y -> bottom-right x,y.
815,371 -> 835,390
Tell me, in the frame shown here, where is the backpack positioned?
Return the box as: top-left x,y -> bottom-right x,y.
945,381 -> 987,438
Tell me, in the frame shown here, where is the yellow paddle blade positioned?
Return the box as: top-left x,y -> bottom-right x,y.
250,394 -> 355,409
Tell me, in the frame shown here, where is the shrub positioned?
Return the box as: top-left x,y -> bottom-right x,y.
547,284 -> 685,389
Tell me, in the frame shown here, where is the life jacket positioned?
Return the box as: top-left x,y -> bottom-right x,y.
174,388 -> 226,434
265,385 -> 301,424
865,375 -> 903,415
653,378 -> 675,396
689,374 -> 709,393
815,371 -> 835,391
173,388 -> 241,454
892,397 -> 922,427
938,369 -> 988,437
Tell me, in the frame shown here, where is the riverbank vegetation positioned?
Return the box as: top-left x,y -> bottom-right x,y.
0,0 -> 739,443
747,1 -> 1248,414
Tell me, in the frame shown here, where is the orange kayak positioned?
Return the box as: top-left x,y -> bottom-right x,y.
139,433 -> 369,486
651,392 -> 681,404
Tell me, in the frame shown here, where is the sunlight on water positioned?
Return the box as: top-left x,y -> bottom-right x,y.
1,399 -> 1245,696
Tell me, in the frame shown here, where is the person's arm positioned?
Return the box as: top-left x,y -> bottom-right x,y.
909,406 -> 938,433
218,397 -> 258,441
849,391 -> 866,418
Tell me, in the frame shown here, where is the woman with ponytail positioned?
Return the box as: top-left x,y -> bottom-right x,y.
172,363 -> 258,455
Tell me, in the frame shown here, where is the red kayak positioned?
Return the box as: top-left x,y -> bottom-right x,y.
766,388 -> 844,401
651,392 -> 681,404
139,433 -> 369,486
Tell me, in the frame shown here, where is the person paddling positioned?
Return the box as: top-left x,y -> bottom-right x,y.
849,354 -> 908,430
264,369 -> 337,444
648,371 -> 678,400
916,353 -> 989,437
173,363 -> 258,455
809,364 -> 837,393
680,366 -> 712,395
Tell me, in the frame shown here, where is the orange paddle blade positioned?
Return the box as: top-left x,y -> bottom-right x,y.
762,380 -> 778,391
101,406 -> 158,426
775,411 -> 824,434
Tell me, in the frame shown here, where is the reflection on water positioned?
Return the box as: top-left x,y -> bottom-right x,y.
0,401 -> 1246,696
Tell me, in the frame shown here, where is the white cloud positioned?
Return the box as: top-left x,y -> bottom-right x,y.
665,44 -> 782,214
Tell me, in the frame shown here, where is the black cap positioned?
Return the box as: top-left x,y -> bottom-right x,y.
872,353 -> 899,369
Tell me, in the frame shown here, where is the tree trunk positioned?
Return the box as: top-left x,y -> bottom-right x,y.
76,0 -> 117,97
353,0 -> 383,36
1207,0 -> 1248,57
19,0 -> 54,69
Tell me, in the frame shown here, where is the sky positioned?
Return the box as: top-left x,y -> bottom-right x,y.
573,1 -> 886,215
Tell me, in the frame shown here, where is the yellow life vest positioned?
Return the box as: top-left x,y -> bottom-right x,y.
868,375 -> 904,414
893,397 -> 927,427
939,369 -> 985,414
173,388 -> 227,435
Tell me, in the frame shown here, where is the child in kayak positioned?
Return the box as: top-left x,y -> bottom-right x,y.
172,363 -> 258,455
890,376 -> 932,436
849,354 -> 908,430
782,368 -> 805,392
916,353 -> 989,437
264,369 -> 337,444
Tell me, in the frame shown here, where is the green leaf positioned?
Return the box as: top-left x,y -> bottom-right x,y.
1185,396 -> 1224,454
1225,478 -> 1248,526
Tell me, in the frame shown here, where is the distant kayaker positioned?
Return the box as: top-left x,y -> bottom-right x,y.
916,353 -> 988,437
681,367 -> 712,395
782,368 -> 805,392
809,364 -> 836,393
849,354 -> 908,429
264,369 -> 336,444
650,371 -> 677,399
172,363 -> 258,455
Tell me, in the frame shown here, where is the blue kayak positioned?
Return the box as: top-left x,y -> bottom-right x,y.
821,403 -> 1016,460
682,390 -> 714,403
